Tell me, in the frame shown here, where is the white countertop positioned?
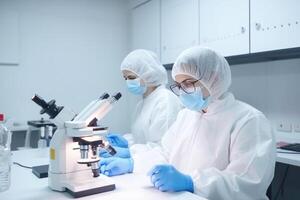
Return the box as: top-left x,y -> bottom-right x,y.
275,132 -> 300,167
0,148 -> 206,200
3,146 -> 298,200
276,150 -> 300,167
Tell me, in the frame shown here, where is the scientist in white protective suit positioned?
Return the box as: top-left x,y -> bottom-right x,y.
99,47 -> 276,200
100,49 -> 182,158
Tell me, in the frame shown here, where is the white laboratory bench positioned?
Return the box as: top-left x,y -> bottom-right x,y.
276,151 -> 300,167
0,148 -> 206,200
276,133 -> 300,167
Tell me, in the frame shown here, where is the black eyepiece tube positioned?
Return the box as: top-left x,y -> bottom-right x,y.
32,94 -> 48,108
113,92 -> 122,101
31,94 -> 64,119
99,93 -> 110,100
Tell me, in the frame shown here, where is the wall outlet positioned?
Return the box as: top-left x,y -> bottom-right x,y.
276,122 -> 292,132
294,123 -> 300,133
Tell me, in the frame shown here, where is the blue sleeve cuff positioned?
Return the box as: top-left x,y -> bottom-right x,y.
128,158 -> 134,173
185,175 -> 194,193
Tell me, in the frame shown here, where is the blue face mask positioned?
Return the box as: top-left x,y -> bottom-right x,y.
179,88 -> 210,111
126,78 -> 146,95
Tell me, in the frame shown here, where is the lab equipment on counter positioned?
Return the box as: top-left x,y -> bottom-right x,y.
32,164 -> 49,178
27,118 -> 56,148
0,114 -> 12,192
31,92 -> 122,198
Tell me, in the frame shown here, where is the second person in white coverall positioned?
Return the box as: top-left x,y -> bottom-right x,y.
120,49 -> 182,145
100,49 -> 182,158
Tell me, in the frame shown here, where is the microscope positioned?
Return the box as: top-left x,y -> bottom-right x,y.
31,92 -> 122,198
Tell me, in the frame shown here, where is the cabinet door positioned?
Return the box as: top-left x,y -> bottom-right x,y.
199,0 -> 249,57
131,0 -> 160,57
129,0 -> 149,9
251,0 -> 300,53
161,0 -> 199,64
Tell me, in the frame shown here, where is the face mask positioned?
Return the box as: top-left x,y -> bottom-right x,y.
126,78 -> 146,95
179,87 -> 210,111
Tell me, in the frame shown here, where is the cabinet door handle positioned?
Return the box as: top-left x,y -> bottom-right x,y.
241,26 -> 246,33
255,23 -> 261,30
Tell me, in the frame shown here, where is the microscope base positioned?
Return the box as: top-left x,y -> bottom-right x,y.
65,175 -> 115,198
49,170 -> 116,198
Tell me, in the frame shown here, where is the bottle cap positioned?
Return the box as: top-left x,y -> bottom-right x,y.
0,114 -> 4,122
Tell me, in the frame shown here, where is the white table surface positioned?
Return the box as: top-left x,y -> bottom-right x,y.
275,134 -> 300,167
0,148 -> 206,200
276,150 -> 300,167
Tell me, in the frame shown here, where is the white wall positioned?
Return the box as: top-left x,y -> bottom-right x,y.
0,0 -> 132,133
1,0 -> 300,141
230,58 -> 300,142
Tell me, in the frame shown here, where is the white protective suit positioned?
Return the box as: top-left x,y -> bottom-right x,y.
134,47 -> 276,200
120,49 -> 182,144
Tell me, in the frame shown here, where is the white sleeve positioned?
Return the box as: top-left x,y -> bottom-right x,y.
131,109 -> 183,174
147,100 -> 168,143
147,94 -> 181,143
131,144 -> 168,175
191,115 -> 276,200
160,109 -> 184,161
130,121 -> 179,174
123,133 -> 135,146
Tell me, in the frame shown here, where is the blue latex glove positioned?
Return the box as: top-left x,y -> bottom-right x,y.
148,165 -> 194,192
100,157 -> 134,176
106,133 -> 129,148
99,146 -> 131,158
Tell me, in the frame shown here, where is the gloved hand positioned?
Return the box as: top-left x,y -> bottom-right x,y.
106,133 -> 129,148
100,157 -> 134,176
100,146 -> 131,158
148,164 -> 194,192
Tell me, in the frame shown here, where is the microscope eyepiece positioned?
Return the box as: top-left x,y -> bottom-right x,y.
32,94 -> 48,108
113,92 -> 122,101
99,93 -> 110,100
32,94 -> 64,119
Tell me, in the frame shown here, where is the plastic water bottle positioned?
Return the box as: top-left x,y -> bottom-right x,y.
0,114 -> 12,192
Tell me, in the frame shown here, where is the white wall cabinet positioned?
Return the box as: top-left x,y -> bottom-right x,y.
130,0 -> 160,58
130,0 -> 300,64
161,0 -> 199,64
199,0 -> 249,56
251,0 -> 300,53
129,0 -> 150,9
